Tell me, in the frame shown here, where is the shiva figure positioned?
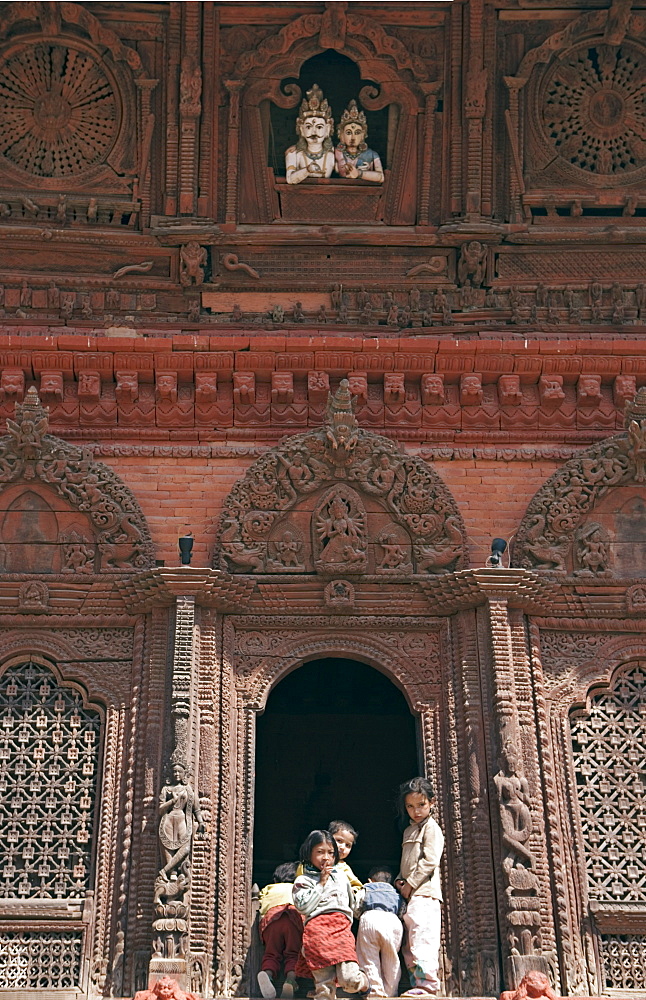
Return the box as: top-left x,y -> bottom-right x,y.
334,100 -> 384,183
285,84 -> 335,184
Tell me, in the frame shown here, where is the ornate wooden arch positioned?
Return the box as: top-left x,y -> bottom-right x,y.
213,380 -> 468,578
512,390 -> 646,576
234,5 -> 429,86
230,616 -> 447,712
226,3 -> 440,224
539,633 -> 646,710
0,627 -> 135,708
0,388 -> 155,572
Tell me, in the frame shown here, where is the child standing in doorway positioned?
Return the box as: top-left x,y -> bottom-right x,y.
355,867 -> 404,998
394,777 -> 444,998
258,862 -> 302,999
293,830 -> 369,1000
328,820 -> 362,889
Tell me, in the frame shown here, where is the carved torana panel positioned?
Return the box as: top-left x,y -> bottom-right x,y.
215,380 -> 467,576
570,663 -> 646,904
0,41 -> 118,178
0,930 -> 81,988
514,390 -> 646,574
0,661 -> 101,898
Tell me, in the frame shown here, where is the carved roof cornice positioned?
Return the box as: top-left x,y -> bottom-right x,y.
48,564 -> 644,617
114,568 -> 258,613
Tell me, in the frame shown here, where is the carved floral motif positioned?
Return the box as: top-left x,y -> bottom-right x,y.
540,41 -> 646,179
0,41 -> 118,178
214,381 -> 467,576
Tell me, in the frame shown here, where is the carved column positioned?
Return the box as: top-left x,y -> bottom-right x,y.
464,0 -> 486,220
418,83 -> 442,227
135,79 -> 158,227
224,80 -> 244,229
164,1 -> 182,216
503,77 -> 528,224
178,2 -> 202,216
475,571 -> 558,989
149,596 -> 201,988
450,609 -> 501,995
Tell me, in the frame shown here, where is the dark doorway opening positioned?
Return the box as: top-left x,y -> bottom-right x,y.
253,657 -> 419,889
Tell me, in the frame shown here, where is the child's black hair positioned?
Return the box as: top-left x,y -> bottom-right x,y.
368,866 -> 393,883
273,861 -> 298,883
299,829 -> 339,866
397,776 -> 435,825
328,820 -> 358,842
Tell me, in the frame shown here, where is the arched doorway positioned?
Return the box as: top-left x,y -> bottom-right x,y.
253,657 -> 419,887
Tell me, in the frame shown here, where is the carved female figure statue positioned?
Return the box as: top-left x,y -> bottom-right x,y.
494,743 -> 534,872
285,84 -> 335,184
158,762 -> 204,880
334,100 -> 384,182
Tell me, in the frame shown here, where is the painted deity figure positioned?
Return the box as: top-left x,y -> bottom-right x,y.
285,84 -> 335,184
334,100 -> 384,182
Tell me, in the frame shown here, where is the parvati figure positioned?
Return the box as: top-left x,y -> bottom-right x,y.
334,100 -> 384,183
285,84 -> 335,184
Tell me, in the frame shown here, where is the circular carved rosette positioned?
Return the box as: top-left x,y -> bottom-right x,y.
537,40 -> 646,186
0,39 -> 120,179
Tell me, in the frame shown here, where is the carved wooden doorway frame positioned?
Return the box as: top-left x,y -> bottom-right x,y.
215,614 -> 451,997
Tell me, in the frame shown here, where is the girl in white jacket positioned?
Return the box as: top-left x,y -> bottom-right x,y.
394,777 -> 444,997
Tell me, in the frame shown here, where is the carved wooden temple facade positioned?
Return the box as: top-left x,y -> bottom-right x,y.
0,1 -> 645,998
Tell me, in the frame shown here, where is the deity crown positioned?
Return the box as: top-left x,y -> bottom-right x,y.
339,99 -> 367,135
296,83 -> 334,131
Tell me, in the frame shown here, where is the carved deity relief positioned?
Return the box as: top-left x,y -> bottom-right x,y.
134,977 -> 198,1000
179,243 -> 207,287
334,100 -> 383,183
60,528 -> 96,575
214,381 -> 467,577
153,762 -> 204,961
313,486 -> 367,574
285,84 -> 335,184
267,528 -> 304,572
457,241 -> 487,288
494,739 -> 541,960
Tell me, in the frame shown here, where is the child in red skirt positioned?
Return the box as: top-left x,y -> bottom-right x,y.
293,830 -> 369,1000
258,862 -> 302,999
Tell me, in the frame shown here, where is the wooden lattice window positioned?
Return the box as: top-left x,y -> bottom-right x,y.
0,661 -> 101,899
571,663 -> 646,991
0,930 -> 82,988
